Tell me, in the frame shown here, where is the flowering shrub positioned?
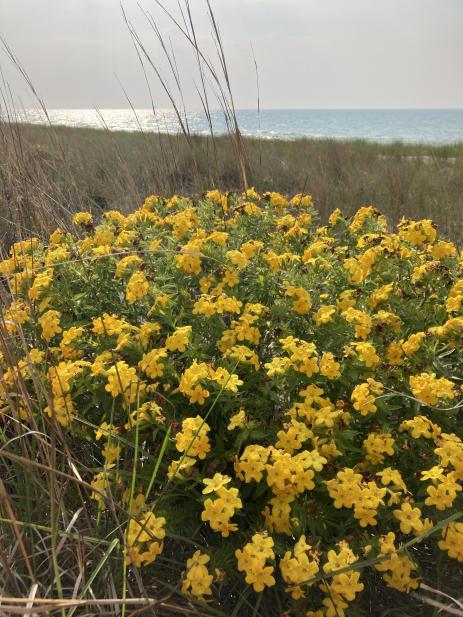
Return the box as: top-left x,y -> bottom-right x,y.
1,189 -> 463,615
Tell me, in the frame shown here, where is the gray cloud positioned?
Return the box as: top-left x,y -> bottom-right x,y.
0,0 -> 462,109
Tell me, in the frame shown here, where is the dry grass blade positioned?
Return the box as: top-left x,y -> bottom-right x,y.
204,0 -> 248,189
24,583 -> 39,616
121,3 -> 203,191
0,597 -> 157,615
0,480 -> 35,582
411,592 -> 463,616
419,583 -> 463,610
150,0 -> 249,189
0,597 -> 218,617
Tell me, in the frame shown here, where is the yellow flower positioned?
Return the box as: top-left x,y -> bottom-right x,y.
175,416 -> 211,460
182,551 -> 214,599
402,332 -> 426,357
438,523 -> 463,562
331,571 -> 364,601
351,342 -> 380,368
73,211 -> 93,226
92,313 -> 128,336
165,326 -> 192,352
386,341 -> 404,365
202,473 -> 231,494
105,361 -> 142,404
90,471 -> 111,507
28,348 -> 45,364
393,502 -> 422,534
115,255 -> 143,278
425,479 -> 461,511
363,432 -> 395,464
126,270 -> 149,304
95,421 -> 117,441
235,533 -> 276,592
226,250 -> 249,269
351,379 -> 383,415
102,442 -> 121,466
228,408 -> 246,430
410,372 -> 455,406
376,467 -> 407,492
313,305 -> 336,326
319,352 -> 341,380
38,310 -> 62,342
125,511 -> 166,568
222,268 -> 239,287
342,308 -> 372,339
284,282 -> 312,315
175,239 -> 203,274
28,269 -> 54,301
201,486 -> 242,537
211,367 -> 243,392
400,415 -> 441,439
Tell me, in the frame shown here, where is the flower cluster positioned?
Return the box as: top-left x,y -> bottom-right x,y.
125,510 -> 166,567
201,473 -> 243,536
235,533 -> 276,592
2,190 -> 463,615
181,551 -> 214,600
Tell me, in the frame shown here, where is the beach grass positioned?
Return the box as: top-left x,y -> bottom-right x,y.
1,120 -> 463,248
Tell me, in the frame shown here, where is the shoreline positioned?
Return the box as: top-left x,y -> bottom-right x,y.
10,106 -> 463,148
6,120 -> 463,156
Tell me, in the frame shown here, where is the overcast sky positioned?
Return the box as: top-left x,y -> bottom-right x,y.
0,0 -> 462,110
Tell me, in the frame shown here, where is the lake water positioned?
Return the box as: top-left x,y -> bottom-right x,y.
18,108 -> 463,144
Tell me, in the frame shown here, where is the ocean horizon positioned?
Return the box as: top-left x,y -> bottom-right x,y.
15,107 -> 463,144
